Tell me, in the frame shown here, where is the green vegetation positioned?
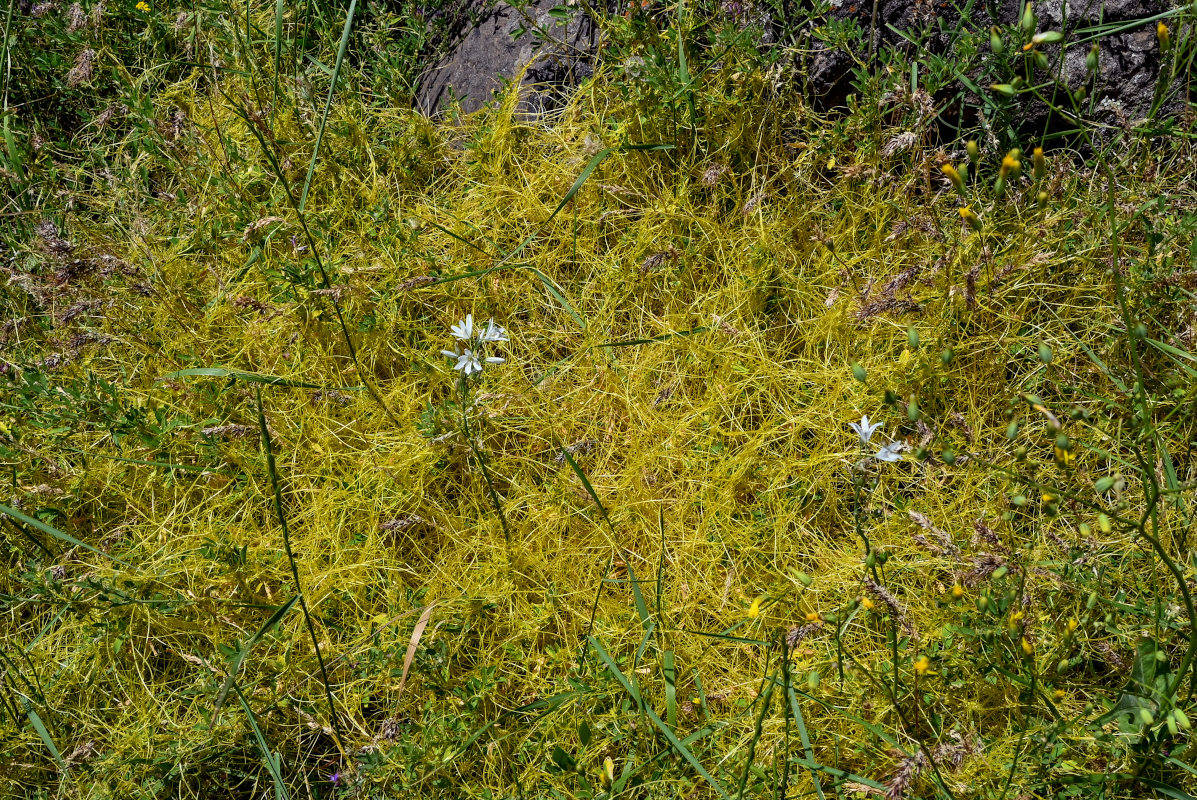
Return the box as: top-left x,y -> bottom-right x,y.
4,0 -> 1197,797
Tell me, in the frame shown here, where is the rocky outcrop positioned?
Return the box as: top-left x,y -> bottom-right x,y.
414,0 -> 600,116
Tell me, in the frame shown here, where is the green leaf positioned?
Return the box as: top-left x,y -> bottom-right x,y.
215,596 -> 299,714
299,0 -> 358,212
0,502 -> 130,566
550,745 -> 576,771
163,367 -> 363,390
561,448 -> 612,529
23,702 -> 66,772
232,680 -> 289,800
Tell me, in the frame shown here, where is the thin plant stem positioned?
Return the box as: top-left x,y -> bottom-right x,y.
254,387 -> 346,758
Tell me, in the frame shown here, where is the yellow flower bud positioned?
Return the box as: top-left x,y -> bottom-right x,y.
959,206 -> 983,231
951,584 -> 965,599
1021,636 -> 1035,656
942,163 -> 965,193
999,152 -> 1021,178
748,596 -> 764,618
1158,21 -> 1171,52
914,655 -> 931,675
1032,146 -> 1046,181
861,596 -> 875,610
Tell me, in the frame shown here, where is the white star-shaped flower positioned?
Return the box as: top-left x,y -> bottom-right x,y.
874,441 -> 906,463
454,349 -> 483,375
478,319 -> 508,343
849,415 -> 883,445
450,314 -> 474,342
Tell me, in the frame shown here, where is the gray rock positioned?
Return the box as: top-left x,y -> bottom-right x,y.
414,0 -> 599,116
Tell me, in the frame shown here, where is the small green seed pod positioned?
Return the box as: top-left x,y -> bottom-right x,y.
1020,1 -> 1035,35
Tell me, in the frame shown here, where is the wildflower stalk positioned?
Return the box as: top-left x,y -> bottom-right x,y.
849,416 -> 905,699
456,374 -> 516,577
219,89 -> 402,430
1097,157 -> 1197,703
442,316 -> 516,582
254,387 -> 346,758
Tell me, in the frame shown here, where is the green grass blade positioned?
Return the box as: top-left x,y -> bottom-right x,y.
0,502 -> 130,566
523,266 -> 587,330
232,680 -> 289,800
590,637 -> 731,800
664,649 -> 677,728
503,148 -> 611,264
163,367 -> 362,390
785,675 -> 826,799
23,701 -> 66,772
298,0 -> 357,213
272,0 -> 285,101
598,326 -> 709,348
561,448 -> 612,529
216,595 -> 299,713
254,388 -> 345,753
736,665 -> 777,800
626,562 -> 652,635
656,507 -> 668,616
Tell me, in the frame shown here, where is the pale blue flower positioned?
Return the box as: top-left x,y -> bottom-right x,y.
874,441 -> 905,462
849,415 -> 883,445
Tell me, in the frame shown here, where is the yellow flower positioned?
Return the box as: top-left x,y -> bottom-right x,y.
1041,492 -> 1058,504
1021,636 -> 1035,656
136,0 -> 150,10
1066,617 -> 1078,633
913,655 -> 931,675
941,164 -> 964,193
1054,445 -> 1075,467
748,596 -> 764,618
1053,689 -> 1066,700
804,611 -> 822,623
958,205 -> 982,231
951,584 -> 965,600
1158,21 -> 1171,51
861,596 -> 875,610
999,152 -> 1021,178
